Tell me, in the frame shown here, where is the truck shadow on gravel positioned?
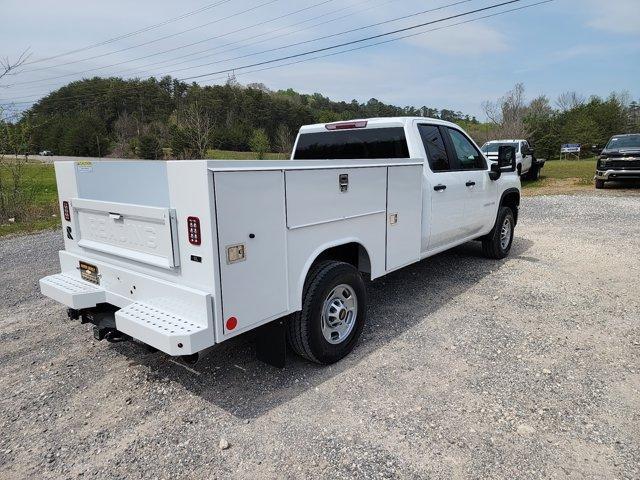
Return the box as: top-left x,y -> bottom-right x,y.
113,238 -> 534,419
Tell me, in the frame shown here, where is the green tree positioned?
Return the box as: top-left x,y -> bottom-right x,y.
138,134 -> 161,159
59,113 -> 109,157
274,124 -> 293,158
249,128 -> 270,159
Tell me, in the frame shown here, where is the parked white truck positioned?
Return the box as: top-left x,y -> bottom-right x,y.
40,117 -> 520,366
481,139 -> 545,180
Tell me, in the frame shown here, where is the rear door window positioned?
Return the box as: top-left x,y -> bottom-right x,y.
446,128 -> 486,170
418,124 -> 450,172
293,127 -> 409,159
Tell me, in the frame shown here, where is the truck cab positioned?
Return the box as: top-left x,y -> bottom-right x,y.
293,118 -> 521,253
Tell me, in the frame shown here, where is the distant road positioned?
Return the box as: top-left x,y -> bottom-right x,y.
4,155 -> 127,163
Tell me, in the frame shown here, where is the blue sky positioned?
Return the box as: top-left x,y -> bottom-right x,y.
1,0 -> 639,118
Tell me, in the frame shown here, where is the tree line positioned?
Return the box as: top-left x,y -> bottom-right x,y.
1,77 -> 638,160
1,75 -> 477,159
472,83 -> 639,159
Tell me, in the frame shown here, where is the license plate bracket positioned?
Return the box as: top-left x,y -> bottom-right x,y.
79,261 -> 99,285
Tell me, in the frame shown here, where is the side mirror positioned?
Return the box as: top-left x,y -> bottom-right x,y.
490,145 -> 517,181
489,162 -> 501,181
498,145 -> 517,171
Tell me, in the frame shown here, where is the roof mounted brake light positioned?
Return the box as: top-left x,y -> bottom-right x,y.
325,121 -> 368,131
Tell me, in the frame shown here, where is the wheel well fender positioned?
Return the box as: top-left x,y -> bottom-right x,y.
499,188 -> 520,225
294,240 -> 373,309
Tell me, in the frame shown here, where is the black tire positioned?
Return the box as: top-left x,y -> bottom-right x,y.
528,165 -> 540,180
595,179 -> 605,189
482,206 -> 515,259
287,261 -> 366,364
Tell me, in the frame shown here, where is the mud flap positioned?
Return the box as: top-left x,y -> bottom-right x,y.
255,318 -> 287,368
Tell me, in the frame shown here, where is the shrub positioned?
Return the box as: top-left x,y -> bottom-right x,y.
249,128 -> 270,160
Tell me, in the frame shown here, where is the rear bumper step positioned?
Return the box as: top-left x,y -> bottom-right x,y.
40,273 -> 213,355
116,302 -> 209,355
40,273 -> 105,309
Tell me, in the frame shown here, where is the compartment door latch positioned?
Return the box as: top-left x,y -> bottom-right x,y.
339,173 -> 349,193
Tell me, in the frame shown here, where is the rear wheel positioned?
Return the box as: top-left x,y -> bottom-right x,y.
482,207 -> 515,259
287,261 -> 366,364
595,179 -> 605,189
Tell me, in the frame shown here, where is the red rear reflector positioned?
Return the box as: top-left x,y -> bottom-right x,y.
63,201 -> 71,221
187,216 -> 201,245
226,317 -> 238,331
325,121 -> 368,130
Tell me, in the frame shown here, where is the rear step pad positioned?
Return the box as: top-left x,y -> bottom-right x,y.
40,273 -> 105,309
115,302 -> 209,356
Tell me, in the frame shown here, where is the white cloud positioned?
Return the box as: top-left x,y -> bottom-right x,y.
401,22 -> 508,55
582,0 -> 640,34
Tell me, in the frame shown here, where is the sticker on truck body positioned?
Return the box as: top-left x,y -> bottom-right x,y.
76,161 -> 93,173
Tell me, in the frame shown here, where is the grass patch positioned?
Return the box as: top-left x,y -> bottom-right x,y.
0,162 -> 59,237
206,149 -> 285,160
522,158 -> 596,193
0,217 -> 60,237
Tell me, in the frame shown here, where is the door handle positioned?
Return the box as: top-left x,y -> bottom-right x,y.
433,184 -> 447,191
465,181 -> 476,187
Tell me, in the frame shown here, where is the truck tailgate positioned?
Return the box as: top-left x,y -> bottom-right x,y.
72,198 -> 180,269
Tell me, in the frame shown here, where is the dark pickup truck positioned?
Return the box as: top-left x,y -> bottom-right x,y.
595,134 -> 640,189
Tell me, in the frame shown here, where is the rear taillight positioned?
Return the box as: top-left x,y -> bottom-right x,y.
63,201 -> 71,221
187,216 -> 201,245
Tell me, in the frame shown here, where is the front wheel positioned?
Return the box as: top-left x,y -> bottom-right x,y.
595,179 -> 605,189
287,261 -> 366,364
482,207 -> 515,259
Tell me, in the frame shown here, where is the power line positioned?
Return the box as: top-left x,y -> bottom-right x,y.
23,0 -> 234,66
200,1 -> 555,85
1,1 -> 553,109
5,0 -> 396,98
9,0 -> 469,88
108,0 -> 400,79
101,0 -> 472,80
169,0 -> 475,75
179,0 -> 526,81
15,0 -> 282,75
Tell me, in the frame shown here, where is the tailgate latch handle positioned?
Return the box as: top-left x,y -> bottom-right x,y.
109,212 -> 123,221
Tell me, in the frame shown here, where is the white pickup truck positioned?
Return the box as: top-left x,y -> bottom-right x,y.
481,139 -> 545,180
40,117 -> 520,367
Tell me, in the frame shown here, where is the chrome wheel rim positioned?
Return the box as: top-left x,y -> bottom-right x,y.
500,217 -> 512,251
321,284 -> 357,344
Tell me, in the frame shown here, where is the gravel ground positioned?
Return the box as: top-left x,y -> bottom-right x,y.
1,194 -> 639,479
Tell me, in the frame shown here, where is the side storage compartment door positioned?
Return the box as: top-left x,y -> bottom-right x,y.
386,165 -> 422,270
214,171 -> 288,336
285,167 -> 387,229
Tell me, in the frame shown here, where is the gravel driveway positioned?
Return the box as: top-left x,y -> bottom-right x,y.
1,194 -> 638,479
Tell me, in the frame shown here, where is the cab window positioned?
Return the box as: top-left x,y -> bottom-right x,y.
418,124 -> 450,172
446,128 -> 485,170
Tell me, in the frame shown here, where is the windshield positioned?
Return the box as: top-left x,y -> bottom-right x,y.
605,134 -> 640,150
481,142 -> 519,154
